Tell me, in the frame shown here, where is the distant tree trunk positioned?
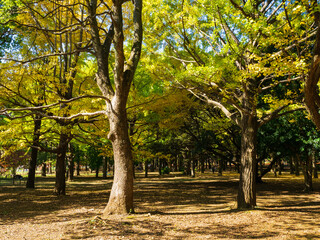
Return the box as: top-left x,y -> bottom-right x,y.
259,160 -> 264,176
257,156 -> 277,183
49,162 -> 53,174
12,168 -> 17,185
278,159 -> 282,175
303,151 -> 313,192
26,116 -> 42,189
200,157 -> 205,173
150,159 -> 155,172
158,158 -> 162,175
174,158 -> 178,172
76,161 -> 80,176
294,153 -> 300,176
54,133 -> 68,195
218,159 -> 223,176
289,155 -> 295,174
68,158 -> 74,181
314,155 -> 318,179
95,166 -> 99,178
237,113 -> 257,209
144,160 -> 148,178
103,157 -> 108,179
41,163 -> 46,177
191,159 -> 196,177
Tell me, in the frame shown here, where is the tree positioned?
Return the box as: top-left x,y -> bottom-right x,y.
1,0 -> 143,214
305,0 -> 320,129
145,0 -> 309,209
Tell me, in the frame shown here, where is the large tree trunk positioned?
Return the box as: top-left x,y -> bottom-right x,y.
54,133 -> 68,195
237,114 -> 257,209
88,0 -> 142,215
305,4 -> 320,129
102,105 -> 134,215
26,116 -> 42,189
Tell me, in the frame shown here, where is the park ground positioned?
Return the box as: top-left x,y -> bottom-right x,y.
0,172 -> 320,240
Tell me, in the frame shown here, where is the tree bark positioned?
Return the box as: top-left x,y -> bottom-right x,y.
26,116 -> 42,189
305,2 -> 320,129
144,160 -> 148,178
76,161 -> 80,176
257,156 -> 277,183
191,159 -> 196,177
314,153 -> 318,179
289,155 -> 295,174
158,158 -> 162,175
41,163 -> 46,177
54,133 -> 68,195
294,153 -> 300,176
218,159 -> 223,176
88,0 -> 142,215
68,157 -> 74,181
102,105 -> 134,215
303,151 -> 313,192
237,114 -> 257,209
103,157 -> 108,179
95,166 -> 99,178
200,157 -> 205,173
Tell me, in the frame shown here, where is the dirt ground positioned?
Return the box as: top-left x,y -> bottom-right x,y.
0,172 -> 320,240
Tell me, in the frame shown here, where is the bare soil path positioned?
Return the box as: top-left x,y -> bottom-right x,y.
0,172 -> 319,239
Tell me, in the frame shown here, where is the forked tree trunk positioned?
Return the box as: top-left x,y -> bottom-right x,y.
54,133 -> 68,195
237,114 -> 257,209
26,116 -> 42,189
88,0 -> 142,215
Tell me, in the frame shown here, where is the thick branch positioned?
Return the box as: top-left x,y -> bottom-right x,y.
259,105 -> 305,127
0,95 -> 109,113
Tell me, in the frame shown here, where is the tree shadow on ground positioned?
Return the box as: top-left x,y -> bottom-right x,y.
0,173 -> 320,239
0,176 -> 113,225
